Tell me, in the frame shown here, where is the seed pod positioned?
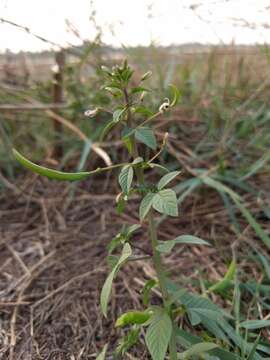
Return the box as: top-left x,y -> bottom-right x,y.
115,310 -> 152,327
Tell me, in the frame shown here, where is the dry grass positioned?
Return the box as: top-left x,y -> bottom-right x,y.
0,45 -> 270,358
0,161 -> 268,359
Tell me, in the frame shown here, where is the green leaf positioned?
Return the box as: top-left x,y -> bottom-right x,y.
100,108 -> 126,140
202,175 -> 270,250
256,251 -> 270,281
178,342 -> 218,359
169,84 -> 181,107
220,192 -> 241,232
116,328 -> 140,356
256,344 -> 270,356
145,309 -> 172,360
131,86 -> 150,94
100,120 -> 117,141
101,65 -> 112,76
139,192 -> 155,221
174,235 -> 210,246
241,149 -> 270,180
132,157 -> 144,165
121,127 -> 134,153
156,235 -> 210,253
148,163 -> 169,173
107,233 -> 123,254
157,171 -> 181,190
118,165 -> 134,194
202,176 -> 241,201
103,81 -> 122,90
100,270 -> 117,317
107,224 -> 140,254
247,334 -> 261,360
104,86 -> 122,97
96,344 -> 108,360
176,291 -> 226,326
121,126 -> 134,139
208,260 -> 236,294
142,279 -> 158,306
77,140 -> 92,172
123,136 -> 133,154
218,320 -> 263,360
126,224 -> 141,237
167,282 -> 261,353
107,254 -> 119,269
135,127 -> 157,150
13,149 -> 93,181
176,328 -> 241,360
113,108 -> 126,122
116,194 -> 127,214
233,197 -> 270,250
100,243 -> 132,317
134,106 -> 154,117
152,189 -> 178,217
156,240 -> 175,253
239,319 -> 270,330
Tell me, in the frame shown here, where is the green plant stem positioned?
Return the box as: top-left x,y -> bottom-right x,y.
148,210 -> 168,298
130,136 -> 178,360
125,86 -> 178,359
137,110 -> 162,128
148,210 -> 178,360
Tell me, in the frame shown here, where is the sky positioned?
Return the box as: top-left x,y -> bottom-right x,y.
1,0 -> 270,53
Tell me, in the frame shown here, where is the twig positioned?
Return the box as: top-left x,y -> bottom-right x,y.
0,18 -> 82,57
0,103 -> 68,111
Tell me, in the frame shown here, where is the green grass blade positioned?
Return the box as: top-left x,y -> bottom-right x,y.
241,149 -> 270,180
233,197 -> 270,250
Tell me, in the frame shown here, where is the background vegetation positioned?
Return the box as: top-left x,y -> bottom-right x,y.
0,38 -> 270,358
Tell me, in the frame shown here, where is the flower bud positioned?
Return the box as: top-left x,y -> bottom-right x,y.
141,70 -> 152,81
140,91 -> 146,102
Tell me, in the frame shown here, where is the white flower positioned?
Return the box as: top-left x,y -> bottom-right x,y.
84,108 -> 99,117
159,98 -> 170,113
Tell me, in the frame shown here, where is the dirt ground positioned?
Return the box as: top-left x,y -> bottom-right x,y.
0,172 -> 267,360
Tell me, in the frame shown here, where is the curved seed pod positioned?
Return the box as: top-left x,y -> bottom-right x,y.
13,149 -> 98,181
